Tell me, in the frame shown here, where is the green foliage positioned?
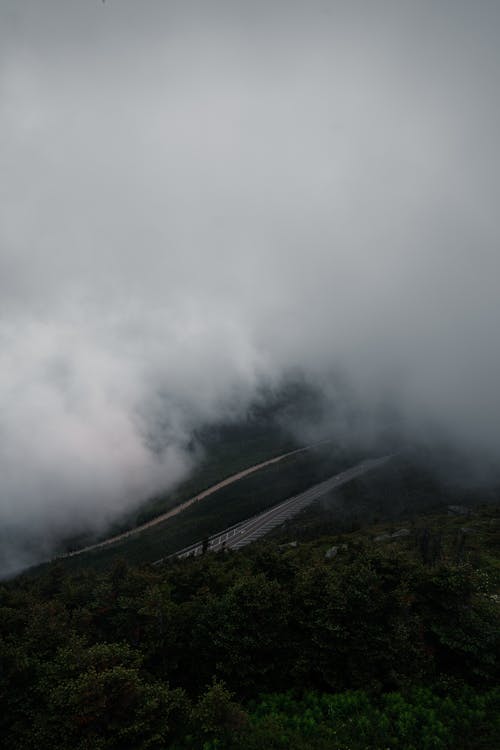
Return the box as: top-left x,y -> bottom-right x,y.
191,679 -> 248,737
219,686 -> 500,750
2,505 -> 499,748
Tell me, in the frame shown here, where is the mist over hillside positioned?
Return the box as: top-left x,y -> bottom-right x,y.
2,1 -> 500,575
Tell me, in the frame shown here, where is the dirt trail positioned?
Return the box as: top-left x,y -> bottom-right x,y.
64,443 -> 319,558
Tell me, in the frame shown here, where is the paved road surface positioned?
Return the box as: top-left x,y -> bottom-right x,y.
62,443 -> 325,558
157,454 -> 393,563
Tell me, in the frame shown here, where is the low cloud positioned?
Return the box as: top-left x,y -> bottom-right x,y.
1,1 -> 500,574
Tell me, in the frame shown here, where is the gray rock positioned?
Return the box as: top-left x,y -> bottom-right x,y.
325,545 -> 339,559
374,534 -> 391,542
448,505 -> 470,516
391,528 -> 410,538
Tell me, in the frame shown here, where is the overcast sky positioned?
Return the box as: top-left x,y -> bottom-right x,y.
1,1 -> 500,574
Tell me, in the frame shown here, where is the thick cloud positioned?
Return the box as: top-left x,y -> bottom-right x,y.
1,1 -> 500,574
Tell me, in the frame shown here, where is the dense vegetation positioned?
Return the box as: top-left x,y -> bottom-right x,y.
2,504 -> 498,748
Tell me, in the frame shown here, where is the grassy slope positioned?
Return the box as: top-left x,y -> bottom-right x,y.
37,445 -> 500,576
105,427 -> 300,538
40,441 -> 355,574
270,452 -> 500,541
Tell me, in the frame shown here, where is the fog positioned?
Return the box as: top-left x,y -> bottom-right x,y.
1,1 -> 500,574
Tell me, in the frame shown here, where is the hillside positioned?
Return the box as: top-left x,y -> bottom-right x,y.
3,500 -> 499,749
37,439 -> 499,576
